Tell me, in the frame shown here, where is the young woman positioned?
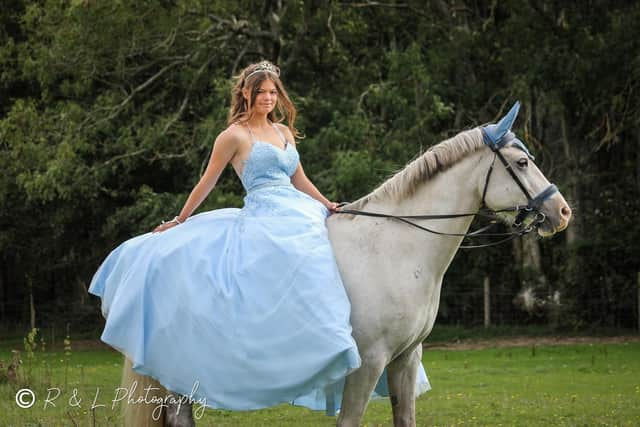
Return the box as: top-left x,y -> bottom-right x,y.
89,60 -> 362,411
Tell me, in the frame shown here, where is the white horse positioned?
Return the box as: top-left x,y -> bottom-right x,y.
121,103 -> 571,426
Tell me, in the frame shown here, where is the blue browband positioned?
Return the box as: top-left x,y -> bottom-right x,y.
482,130 -> 535,160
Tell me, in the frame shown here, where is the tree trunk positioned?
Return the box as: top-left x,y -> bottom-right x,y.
483,276 -> 491,328
516,98 -> 549,316
560,109 -> 577,245
29,280 -> 36,331
0,253 -> 5,323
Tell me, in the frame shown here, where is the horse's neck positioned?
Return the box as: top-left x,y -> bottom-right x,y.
366,149 -> 485,279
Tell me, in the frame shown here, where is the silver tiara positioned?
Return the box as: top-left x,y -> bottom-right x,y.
245,61 -> 280,79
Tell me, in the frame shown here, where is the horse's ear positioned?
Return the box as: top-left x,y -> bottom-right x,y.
483,101 -> 521,144
496,101 -> 520,134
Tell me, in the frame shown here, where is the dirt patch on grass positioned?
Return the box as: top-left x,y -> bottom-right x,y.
423,335 -> 640,351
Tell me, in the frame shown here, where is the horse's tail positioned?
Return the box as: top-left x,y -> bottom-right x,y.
121,357 -> 166,426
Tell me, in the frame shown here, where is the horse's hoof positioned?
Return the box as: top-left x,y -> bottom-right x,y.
163,398 -> 195,427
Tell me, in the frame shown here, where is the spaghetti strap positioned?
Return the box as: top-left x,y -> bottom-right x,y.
246,123 -> 257,144
246,122 -> 287,149
271,123 -> 289,148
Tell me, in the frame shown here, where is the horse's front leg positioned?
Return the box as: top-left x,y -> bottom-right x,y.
386,345 -> 422,427
163,395 -> 195,427
337,354 -> 386,427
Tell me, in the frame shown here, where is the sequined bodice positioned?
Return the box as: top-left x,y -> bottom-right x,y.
239,126 -> 299,192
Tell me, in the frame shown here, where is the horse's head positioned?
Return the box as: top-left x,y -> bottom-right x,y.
479,102 -> 572,237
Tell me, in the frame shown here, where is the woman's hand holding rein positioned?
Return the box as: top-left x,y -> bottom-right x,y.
325,201 -> 341,215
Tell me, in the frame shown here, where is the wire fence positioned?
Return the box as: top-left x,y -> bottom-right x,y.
1,284 -> 639,346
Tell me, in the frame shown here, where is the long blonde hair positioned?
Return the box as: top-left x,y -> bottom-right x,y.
227,60 -> 302,140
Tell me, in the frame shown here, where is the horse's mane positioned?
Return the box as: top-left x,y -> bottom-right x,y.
347,127 -> 484,209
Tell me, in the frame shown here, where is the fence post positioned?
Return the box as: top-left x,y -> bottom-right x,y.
484,276 -> 490,329
637,272 -> 640,332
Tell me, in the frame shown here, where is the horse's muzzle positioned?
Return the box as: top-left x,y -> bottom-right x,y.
537,195 -> 572,237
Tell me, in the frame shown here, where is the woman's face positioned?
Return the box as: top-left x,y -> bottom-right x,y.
246,78 -> 278,115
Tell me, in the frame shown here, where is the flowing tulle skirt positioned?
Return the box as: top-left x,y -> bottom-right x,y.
89,184 -> 429,414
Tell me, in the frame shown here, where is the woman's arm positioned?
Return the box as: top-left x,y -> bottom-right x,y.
290,162 -> 334,208
290,162 -> 340,214
153,129 -> 238,232
276,123 -> 339,213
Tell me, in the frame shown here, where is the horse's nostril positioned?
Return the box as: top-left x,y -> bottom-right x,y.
561,205 -> 572,218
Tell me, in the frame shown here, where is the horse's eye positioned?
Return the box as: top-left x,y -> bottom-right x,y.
517,158 -> 528,168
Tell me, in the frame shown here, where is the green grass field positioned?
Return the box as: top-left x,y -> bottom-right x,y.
1,339 -> 639,426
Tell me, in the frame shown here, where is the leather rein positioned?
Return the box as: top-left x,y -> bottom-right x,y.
334,130 -> 559,249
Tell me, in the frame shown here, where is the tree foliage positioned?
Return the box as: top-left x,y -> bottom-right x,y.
1,0 -> 638,333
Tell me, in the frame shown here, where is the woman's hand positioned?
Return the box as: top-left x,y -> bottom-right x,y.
152,221 -> 178,234
324,201 -> 342,215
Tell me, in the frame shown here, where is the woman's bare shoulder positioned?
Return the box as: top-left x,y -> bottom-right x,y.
217,123 -> 248,146
274,122 -> 297,144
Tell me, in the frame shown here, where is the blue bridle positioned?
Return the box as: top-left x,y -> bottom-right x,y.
480,128 -> 559,228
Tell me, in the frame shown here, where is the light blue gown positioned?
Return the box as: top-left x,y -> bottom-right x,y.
88,123 -> 430,415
